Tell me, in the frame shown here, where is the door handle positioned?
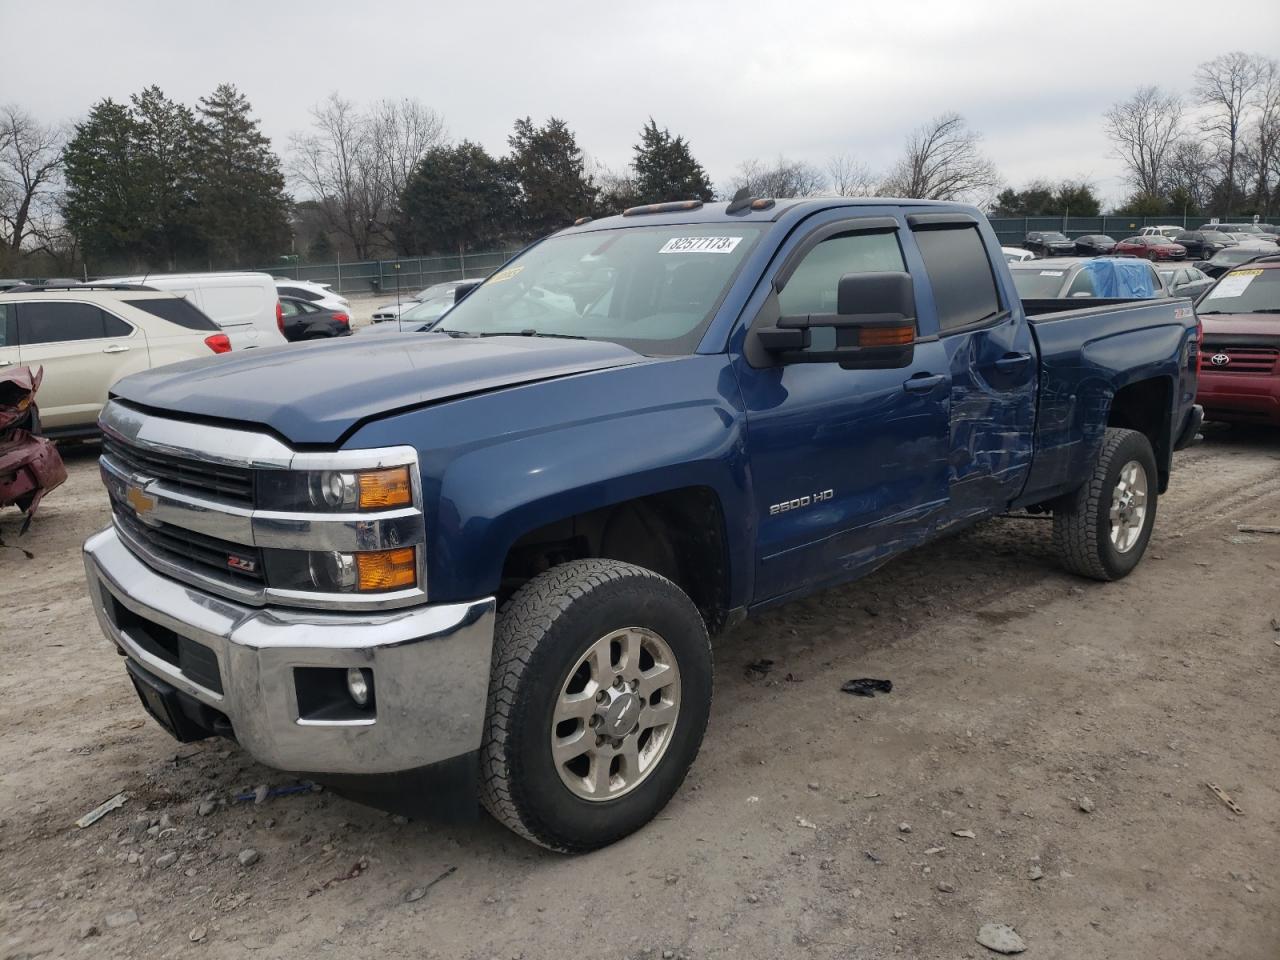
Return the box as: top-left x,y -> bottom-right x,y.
102,344 -> 130,354
994,353 -> 1032,373
903,373 -> 946,393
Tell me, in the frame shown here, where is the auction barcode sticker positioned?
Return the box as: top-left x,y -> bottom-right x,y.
659,236 -> 743,254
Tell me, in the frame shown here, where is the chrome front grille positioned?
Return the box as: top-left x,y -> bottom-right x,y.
97,400 -> 427,611
113,507 -> 264,587
103,435 -> 254,505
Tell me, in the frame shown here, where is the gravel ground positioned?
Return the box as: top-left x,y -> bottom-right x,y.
1,425 -> 1278,960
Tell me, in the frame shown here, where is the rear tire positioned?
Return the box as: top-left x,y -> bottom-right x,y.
1053,427 -> 1158,581
479,559 -> 712,852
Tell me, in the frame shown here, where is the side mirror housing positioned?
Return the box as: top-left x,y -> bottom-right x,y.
755,271 -> 917,370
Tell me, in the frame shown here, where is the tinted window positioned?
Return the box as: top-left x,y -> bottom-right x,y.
16,301 -> 115,344
123,297 -> 219,331
778,229 -> 907,353
0,304 -> 14,347
102,312 -> 132,337
278,285 -> 322,302
1010,267 -> 1069,298
778,230 -> 906,316
914,227 -> 1002,331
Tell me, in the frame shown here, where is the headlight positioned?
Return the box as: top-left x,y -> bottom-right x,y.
258,466 -> 414,512
265,547 -> 419,594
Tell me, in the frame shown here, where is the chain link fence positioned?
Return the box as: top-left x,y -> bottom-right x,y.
256,249 -> 524,296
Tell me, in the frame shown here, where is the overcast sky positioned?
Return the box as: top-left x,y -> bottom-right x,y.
6,1 -> 1278,206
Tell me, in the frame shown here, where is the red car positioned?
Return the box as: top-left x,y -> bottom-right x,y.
1113,236 -> 1188,261
1196,257 -> 1280,426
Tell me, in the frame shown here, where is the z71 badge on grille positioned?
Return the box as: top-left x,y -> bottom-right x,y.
226,554 -> 257,574
769,489 -> 834,515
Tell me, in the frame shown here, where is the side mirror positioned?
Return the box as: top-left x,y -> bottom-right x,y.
756,271 -> 917,370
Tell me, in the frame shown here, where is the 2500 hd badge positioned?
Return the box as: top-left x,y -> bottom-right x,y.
769,489 -> 835,515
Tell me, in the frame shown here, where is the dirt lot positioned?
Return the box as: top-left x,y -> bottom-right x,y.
2,427 -> 1278,960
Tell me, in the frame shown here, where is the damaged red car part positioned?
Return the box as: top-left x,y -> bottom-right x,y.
0,366 -> 67,534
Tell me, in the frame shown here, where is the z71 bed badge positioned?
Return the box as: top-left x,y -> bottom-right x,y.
769,489 -> 834,515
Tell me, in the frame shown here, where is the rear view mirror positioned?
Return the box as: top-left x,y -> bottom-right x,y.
756,271 -> 917,370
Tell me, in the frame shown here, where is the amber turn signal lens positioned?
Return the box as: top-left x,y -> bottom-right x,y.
358,467 -> 412,509
356,548 -> 417,591
858,325 -> 915,347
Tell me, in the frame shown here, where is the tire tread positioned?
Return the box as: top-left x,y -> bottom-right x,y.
479,559 -> 706,852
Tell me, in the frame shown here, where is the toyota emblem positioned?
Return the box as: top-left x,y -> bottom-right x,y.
1210,353 -> 1231,366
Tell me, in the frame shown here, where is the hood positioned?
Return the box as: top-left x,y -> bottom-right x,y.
1198,312 -> 1280,339
110,333 -> 650,445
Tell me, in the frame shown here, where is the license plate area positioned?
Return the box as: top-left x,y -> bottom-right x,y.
125,660 -> 223,743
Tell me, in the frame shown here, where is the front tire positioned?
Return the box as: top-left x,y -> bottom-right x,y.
1053,427 -> 1158,581
479,559 -> 712,852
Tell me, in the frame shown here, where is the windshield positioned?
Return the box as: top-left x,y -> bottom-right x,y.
1199,268 -> 1280,314
1211,248 -> 1263,266
437,225 -> 763,353
1010,267 -> 1069,298
401,295 -> 454,322
1042,232 -> 1068,242
413,282 -> 461,301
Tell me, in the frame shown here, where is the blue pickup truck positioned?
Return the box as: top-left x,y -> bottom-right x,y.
83,196 -> 1202,852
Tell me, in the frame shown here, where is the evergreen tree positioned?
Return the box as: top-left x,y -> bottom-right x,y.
631,118 -> 714,204
62,98 -> 147,263
399,141 -> 516,255
506,117 -> 596,237
130,85 -> 199,267
193,83 -> 291,266
306,231 -> 335,262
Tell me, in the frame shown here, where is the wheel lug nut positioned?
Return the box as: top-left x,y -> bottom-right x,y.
596,691 -> 607,703
595,735 -> 605,747
612,738 -> 623,749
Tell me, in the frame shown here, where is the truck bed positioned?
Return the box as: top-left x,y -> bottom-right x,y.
1014,296 -> 1198,507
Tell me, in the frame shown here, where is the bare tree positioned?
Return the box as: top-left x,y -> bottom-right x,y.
1103,86 -> 1183,198
1194,51 -> 1267,217
1242,57 -> 1280,216
289,94 -> 445,259
368,98 -> 445,220
723,156 -> 826,199
1163,137 -> 1217,213
822,153 -> 876,197
879,113 -> 998,201
0,105 -> 64,256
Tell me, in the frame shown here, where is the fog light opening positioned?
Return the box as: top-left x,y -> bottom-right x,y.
346,667 -> 372,708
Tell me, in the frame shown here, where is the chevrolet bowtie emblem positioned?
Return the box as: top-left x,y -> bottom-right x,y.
127,483 -> 157,516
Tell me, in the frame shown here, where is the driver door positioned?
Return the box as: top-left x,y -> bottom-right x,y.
733,215 -> 953,604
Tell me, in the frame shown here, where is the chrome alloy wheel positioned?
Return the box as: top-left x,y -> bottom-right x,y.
1109,459 -> 1149,553
551,627 -> 681,802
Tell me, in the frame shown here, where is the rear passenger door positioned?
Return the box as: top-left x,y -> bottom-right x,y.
15,301 -> 148,431
0,304 -> 18,371
908,216 -> 1037,523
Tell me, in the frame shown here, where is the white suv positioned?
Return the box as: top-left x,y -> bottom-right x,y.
102,272 -> 285,349
0,284 -> 231,437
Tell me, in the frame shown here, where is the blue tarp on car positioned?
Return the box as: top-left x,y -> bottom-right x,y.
1079,257 -> 1159,299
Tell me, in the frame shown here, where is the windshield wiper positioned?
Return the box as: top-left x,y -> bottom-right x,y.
1249,308 -> 1280,314
432,328 -> 590,341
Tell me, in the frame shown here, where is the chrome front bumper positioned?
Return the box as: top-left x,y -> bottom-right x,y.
84,527 -> 496,775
